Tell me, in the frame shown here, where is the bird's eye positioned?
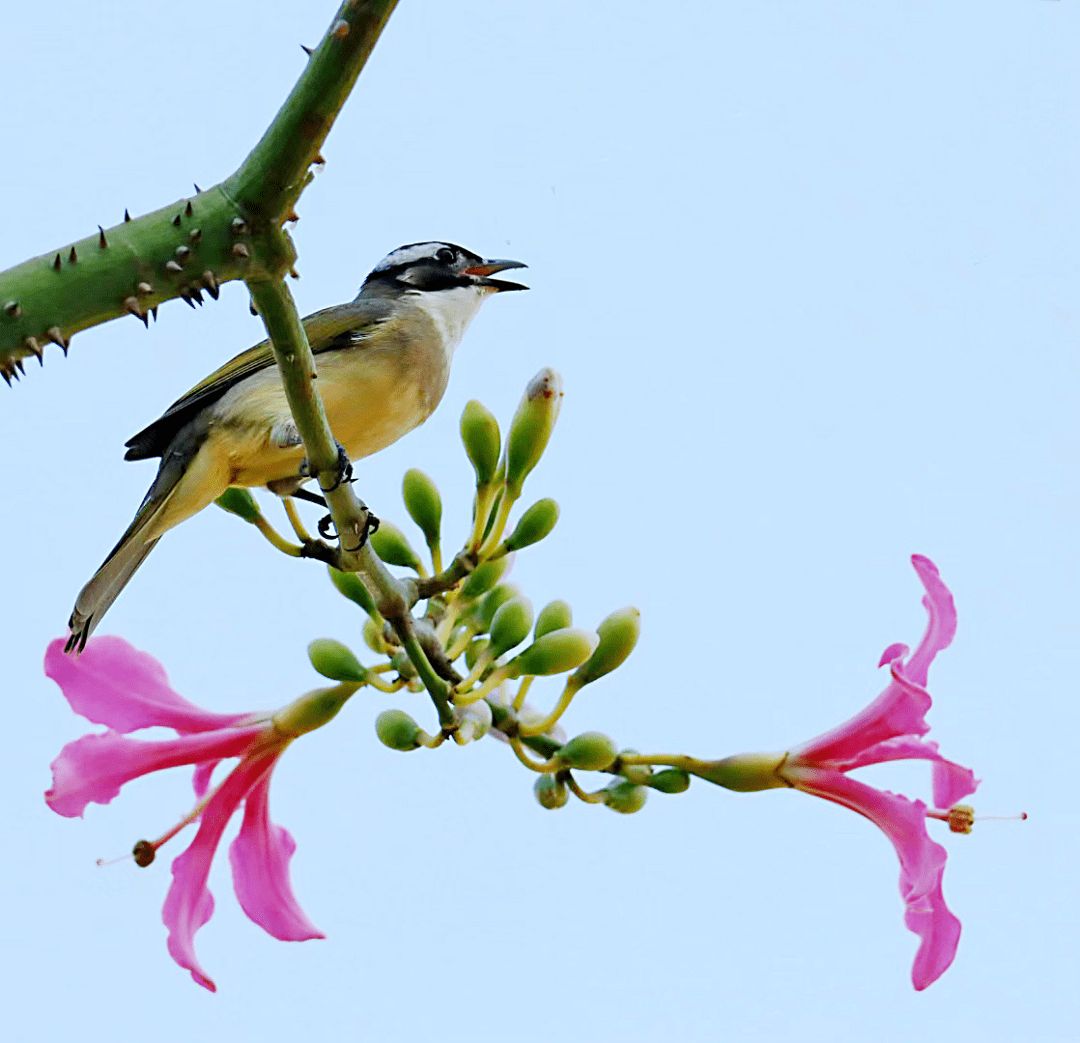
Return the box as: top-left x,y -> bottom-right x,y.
435,247 -> 455,265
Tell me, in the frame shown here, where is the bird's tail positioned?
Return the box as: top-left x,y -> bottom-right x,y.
65,479 -> 175,654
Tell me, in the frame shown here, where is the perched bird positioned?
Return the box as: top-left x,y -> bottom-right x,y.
66,241 -> 526,652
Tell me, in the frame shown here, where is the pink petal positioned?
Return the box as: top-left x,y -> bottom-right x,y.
45,637 -> 254,734
813,734 -> 978,806
45,724 -> 270,818
906,871 -> 962,990
792,557 -> 957,767
163,748 -> 280,992
229,769 -> 325,942
192,761 -> 221,801
785,765 -> 962,987
905,555 -> 957,689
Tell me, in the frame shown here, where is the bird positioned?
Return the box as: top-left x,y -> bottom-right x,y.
65,241 -> 527,652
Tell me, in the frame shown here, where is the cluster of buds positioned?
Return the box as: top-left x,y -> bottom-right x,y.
302,369 -> 645,809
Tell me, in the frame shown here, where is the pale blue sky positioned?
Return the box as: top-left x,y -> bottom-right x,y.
1,2 -> 1076,1040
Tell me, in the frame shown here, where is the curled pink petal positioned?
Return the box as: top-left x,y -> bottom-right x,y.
786,766 -> 962,989
163,749 -> 280,992
45,725 -> 268,818
906,873 -> 962,990
229,771 -> 325,942
905,555 -> 957,688
931,758 -> 979,809
45,637 -> 254,734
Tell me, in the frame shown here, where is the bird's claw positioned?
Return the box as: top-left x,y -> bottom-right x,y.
299,443 -> 354,492
317,506 -> 380,548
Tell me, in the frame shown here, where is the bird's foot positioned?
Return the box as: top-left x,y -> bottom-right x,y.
298,443 -> 354,492
317,505 -> 380,548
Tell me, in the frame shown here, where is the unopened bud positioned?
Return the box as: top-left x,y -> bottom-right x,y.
464,638 -> 489,672
504,368 -> 563,496
369,521 -> 423,572
617,749 -> 653,785
390,651 -> 417,680
460,555 -> 513,599
375,709 -> 422,751
402,468 -> 442,548
604,780 -> 648,814
215,488 -> 260,523
557,731 -> 617,771
508,628 -> 599,678
363,616 -> 388,655
502,498 -> 559,553
307,638 -> 368,683
698,752 -> 787,792
648,769 -> 691,794
535,599 -> 573,640
534,773 -> 569,810
473,583 -> 522,633
571,607 -> 641,688
460,399 -> 501,487
489,596 -> 533,659
327,566 -> 376,615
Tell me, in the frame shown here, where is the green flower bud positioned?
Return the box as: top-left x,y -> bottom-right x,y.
307,638 -> 368,684
504,368 -> 563,496
534,773 -> 569,810
402,468 -> 442,548
215,488 -> 260,523
604,780 -> 648,814
489,596 -> 533,659
571,607 -> 641,688
464,637 -> 489,672
508,628 -> 599,678
369,521 -> 423,572
460,399 -> 501,487
391,651 -> 418,680
363,617 -> 388,655
375,709 -> 422,751
689,753 -> 787,792
647,769 -> 691,794
274,685 -> 355,737
327,566 -> 377,615
502,498 -> 559,553
557,731 -> 617,771
473,583 -> 522,633
534,600 -> 573,640
617,749 -> 653,785
460,556 -> 513,600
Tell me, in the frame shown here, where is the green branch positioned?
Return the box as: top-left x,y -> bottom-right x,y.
0,0 -> 398,378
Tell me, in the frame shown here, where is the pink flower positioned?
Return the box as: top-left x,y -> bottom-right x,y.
45,636 -> 355,992
695,555 -> 979,990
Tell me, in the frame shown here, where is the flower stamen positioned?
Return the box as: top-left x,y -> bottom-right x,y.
925,804 -> 1027,834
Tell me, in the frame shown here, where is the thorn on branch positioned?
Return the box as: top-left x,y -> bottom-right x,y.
124,296 -> 149,327
137,282 -> 153,296
52,254 -> 61,272
184,200 -> 193,218
151,306 -> 158,323
193,183 -> 202,194
175,245 -> 191,262
68,246 -> 77,264
201,270 -> 219,299
124,209 -> 131,222
46,326 -> 68,355
231,217 -> 248,235
98,226 -> 108,249
24,337 -> 43,364
3,301 -> 21,318
232,243 -> 250,261
300,44 -> 313,56
165,260 -> 183,275
332,19 -> 349,39
188,228 -> 202,244
172,213 -> 182,228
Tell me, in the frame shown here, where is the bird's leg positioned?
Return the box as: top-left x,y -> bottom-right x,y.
317,502 -> 380,546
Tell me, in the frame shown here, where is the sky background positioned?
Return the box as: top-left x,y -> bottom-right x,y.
1,1 -> 1076,1039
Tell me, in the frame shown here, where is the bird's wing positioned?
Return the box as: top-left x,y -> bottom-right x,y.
123,297 -> 395,460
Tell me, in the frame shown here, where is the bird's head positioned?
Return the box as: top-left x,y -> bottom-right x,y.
360,242 -> 528,297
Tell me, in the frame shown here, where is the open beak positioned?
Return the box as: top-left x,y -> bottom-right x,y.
461,258 -> 528,292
